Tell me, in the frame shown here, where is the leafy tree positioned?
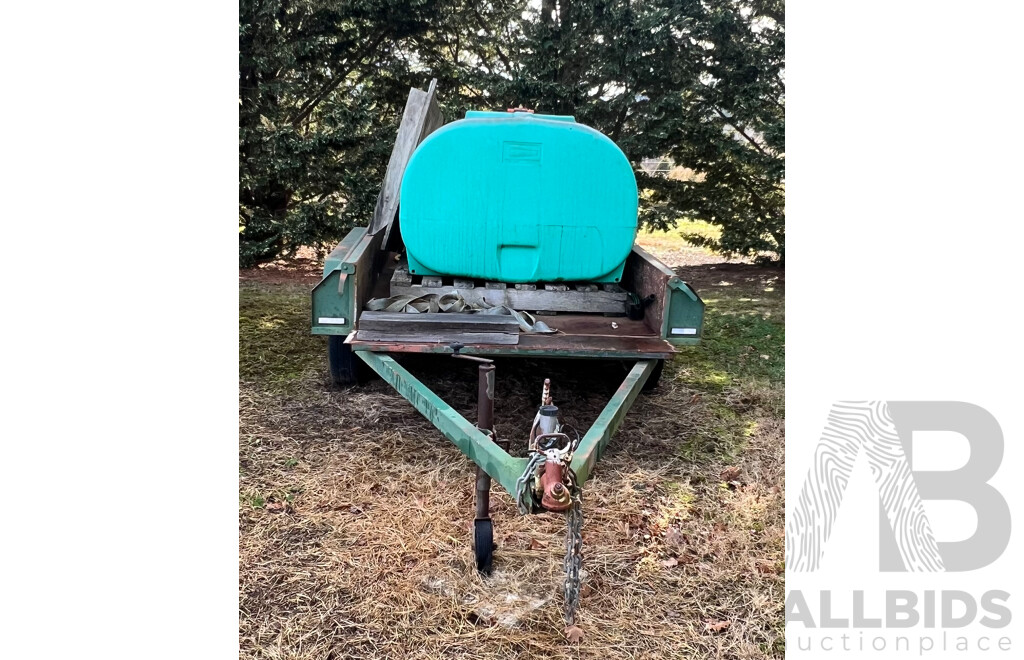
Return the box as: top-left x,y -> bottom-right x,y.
466,0 -> 785,261
239,0 -> 443,266
239,0 -> 785,266
645,0 -> 785,261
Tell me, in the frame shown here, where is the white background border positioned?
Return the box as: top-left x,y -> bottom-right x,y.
787,0 -> 1022,657
2,0 -> 1021,656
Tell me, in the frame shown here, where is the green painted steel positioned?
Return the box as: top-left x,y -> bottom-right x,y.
355,351 -> 528,497
311,269 -> 353,336
400,111 -> 639,284
570,360 -> 655,485
665,280 -> 705,346
354,350 -> 653,500
311,227 -> 365,336
321,226 -> 365,278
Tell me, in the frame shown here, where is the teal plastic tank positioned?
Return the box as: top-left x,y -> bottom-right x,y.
400,111 -> 638,283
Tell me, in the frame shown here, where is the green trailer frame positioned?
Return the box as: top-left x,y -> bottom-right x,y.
307,83 -> 705,622
311,221 -> 704,514
354,350 -> 657,499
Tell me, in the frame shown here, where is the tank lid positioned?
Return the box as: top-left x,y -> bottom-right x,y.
464,110 -> 576,123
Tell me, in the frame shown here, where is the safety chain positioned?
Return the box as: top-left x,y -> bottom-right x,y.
563,485 -> 584,626
515,451 -> 547,514
513,378 -> 587,627
515,456 -> 585,625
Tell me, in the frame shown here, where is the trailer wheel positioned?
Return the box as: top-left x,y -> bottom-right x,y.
474,518 -> 495,575
327,335 -> 372,387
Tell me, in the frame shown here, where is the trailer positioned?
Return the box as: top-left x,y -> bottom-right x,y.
310,82 -> 704,638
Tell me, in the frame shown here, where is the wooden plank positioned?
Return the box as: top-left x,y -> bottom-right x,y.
392,265 -> 412,286
378,80 -> 444,252
623,246 -> 676,338
388,282 -> 628,314
356,330 -> 520,345
359,311 -> 518,333
370,80 -> 443,237
349,332 -> 673,360
349,314 -> 673,358
351,229 -> 386,327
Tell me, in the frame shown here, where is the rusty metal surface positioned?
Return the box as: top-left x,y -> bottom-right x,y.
349,314 -> 674,358
540,459 -> 572,512
474,363 -> 496,520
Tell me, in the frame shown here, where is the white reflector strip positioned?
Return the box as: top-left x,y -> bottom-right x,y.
671,327 -> 698,335
318,317 -> 347,325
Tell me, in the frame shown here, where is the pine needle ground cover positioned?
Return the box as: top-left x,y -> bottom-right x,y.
239,232 -> 785,659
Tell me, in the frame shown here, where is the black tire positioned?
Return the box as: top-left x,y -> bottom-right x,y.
327,335 -> 373,387
474,518 -> 495,575
642,359 -> 665,392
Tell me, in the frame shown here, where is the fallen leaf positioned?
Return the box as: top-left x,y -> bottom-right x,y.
564,625 -> 585,643
660,557 -> 678,568
529,538 -> 547,550
705,620 -> 731,633
665,527 -> 685,546
720,466 -> 742,482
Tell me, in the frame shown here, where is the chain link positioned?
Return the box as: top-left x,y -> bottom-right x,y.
514,398 -> 586,626
515,451 -> 547,515
563,484 -> 584,626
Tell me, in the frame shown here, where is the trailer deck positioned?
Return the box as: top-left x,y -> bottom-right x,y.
347,314 -> 675,359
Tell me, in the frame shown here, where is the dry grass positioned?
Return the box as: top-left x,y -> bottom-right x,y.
239,234 -> 785,659
635,223 -> 751,268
